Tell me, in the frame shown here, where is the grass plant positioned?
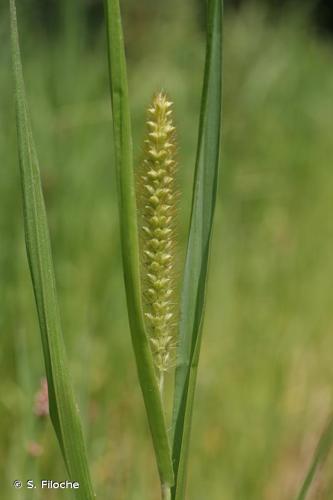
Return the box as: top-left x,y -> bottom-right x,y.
8,0 -> 224,496
6,0 -> 333,499
104,0 -> 222,497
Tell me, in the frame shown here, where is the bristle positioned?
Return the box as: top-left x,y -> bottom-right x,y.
137,92 -> 178,380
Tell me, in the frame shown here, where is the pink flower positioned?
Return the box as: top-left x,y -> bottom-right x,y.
34,377 -> 49,418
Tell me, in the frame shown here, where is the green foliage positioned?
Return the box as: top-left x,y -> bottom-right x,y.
296,416 -> 333,500
3,1 -> 333,499
104,0 -> 174,491
104,1 -> 222,498
9,1 -> 94,498
171,1 -> 223,498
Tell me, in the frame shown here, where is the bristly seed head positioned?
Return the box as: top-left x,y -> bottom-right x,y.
137,91 -> 178,377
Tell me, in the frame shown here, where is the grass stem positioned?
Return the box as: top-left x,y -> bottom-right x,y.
159,371 -> 165,398
162,484 -> 171,500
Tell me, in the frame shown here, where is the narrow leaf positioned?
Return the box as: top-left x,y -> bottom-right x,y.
296,416 -> 333,500
103,0 -> 174,488
171,0 -> 223,498
10,1 -> 95,498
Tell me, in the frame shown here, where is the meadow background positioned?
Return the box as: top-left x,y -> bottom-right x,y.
1,0 -> 333,498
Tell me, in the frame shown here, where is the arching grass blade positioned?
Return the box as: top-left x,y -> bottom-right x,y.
9,1 -> 95,498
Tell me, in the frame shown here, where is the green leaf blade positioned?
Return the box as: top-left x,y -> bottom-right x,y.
103,0 -> 174,488
295,417 -> 333,500
171,0 -> 223,498
10,1 -> 95,498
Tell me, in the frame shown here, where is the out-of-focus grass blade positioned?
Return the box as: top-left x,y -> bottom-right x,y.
295,416 -> 333,500
171,0 -> 223,498
9,1 -> 95,498
103,0 -> 174,489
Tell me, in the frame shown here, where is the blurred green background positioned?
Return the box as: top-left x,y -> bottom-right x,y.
1,0 -> 333,498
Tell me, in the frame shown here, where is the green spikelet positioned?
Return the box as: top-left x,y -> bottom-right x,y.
137,91 -> 178,388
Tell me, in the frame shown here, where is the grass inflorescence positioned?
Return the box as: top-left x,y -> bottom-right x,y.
137,92 -> 178,391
